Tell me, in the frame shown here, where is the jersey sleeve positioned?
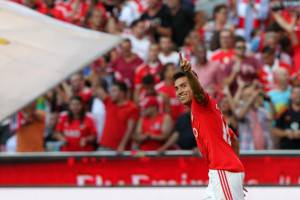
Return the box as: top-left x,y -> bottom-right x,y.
192,92 -> 210,107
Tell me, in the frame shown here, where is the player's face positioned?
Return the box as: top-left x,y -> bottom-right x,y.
174,77 -> 193,106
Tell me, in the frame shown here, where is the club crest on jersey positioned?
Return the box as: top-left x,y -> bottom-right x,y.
193,128 -> 199,138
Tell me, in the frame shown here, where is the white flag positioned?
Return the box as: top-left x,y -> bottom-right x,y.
0,0 -> 121,121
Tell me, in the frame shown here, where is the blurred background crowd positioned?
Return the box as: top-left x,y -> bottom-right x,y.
1,0 -> 300,154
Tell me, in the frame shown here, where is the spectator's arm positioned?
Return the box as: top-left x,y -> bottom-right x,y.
155,26 -> 172,37
133,118 -> 149,143
94,84 -> 108,101
117,118 -> 136,152
224,61 -> 241,86
272,11 -> 299,46
157,132 -> 179,153
61,82 -> 73,101
235,89 -> 260,119
271,128 -> 290,138
133,85 -> 142,104
223,86 -> 237,112
233,78 -> 245,106
150,114 -> 173,141
53,132 -> 67,143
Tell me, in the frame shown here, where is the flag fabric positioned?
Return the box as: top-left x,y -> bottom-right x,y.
0,0 -> 121,121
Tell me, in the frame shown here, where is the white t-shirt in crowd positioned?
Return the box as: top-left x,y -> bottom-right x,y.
91,98 -> 106,141
119,1 -> 141,27
123,34 -> 150,61
158,51 -> 180,66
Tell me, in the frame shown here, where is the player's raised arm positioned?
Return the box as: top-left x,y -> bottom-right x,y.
179,53 -> 208,105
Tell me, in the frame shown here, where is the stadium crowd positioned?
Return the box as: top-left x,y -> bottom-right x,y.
0,0 -> 300,153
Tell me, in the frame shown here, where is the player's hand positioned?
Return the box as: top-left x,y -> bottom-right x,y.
179,52 -> 191,73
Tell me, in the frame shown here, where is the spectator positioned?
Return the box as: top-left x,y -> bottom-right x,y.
157,110 -> 197,153
193,10 -> 208,44
258,46 -> 292,91
210,29 -> 235,64
272,8 -> 300,77
220,86 -> 239,134
118,0 -> 144,27
140,0 -> 173,42
84,3 -> 107,32
68,73 -> 93,106
180,30 -> 201,60
0,119 -> 12,152
203,4 -> 233,46
123,19 -> 151,61
111,39 -> 143,86
13,0 -> 48,13
97,81 -> 139,152
44,112 -> 62,151
17,102 -> 45,152
155,63 -> 185,121
135,74 -> 166,113
235,83 -> 273,150
191,43 -> 223,95
134,96 -> 173,151
54,96 -> 97,151
134,43 -> 163,86
90,79 -> 107,142
272,85 -> 300,149
259,26 -> 292,65
268,68 -> 292,118
235,0 -> 269,41
158,36 -> 180,65
167,0 -> 194,47
224,37 -> 262,94
64,0 -> 91,25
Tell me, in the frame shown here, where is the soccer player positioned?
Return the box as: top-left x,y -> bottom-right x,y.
173,53 -> 245,200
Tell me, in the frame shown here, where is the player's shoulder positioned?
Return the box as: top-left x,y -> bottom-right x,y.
192,92 -> 211,108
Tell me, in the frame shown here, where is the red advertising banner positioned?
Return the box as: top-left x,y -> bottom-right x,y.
0,155 -> 300,186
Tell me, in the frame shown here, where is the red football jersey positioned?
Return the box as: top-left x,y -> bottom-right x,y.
139,113 -> 165,150
100,98 -> 139,150
210,49 -> 235,65
134,62 -> 162,86
191,94 -> 244,172
56,112 -> 97,151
